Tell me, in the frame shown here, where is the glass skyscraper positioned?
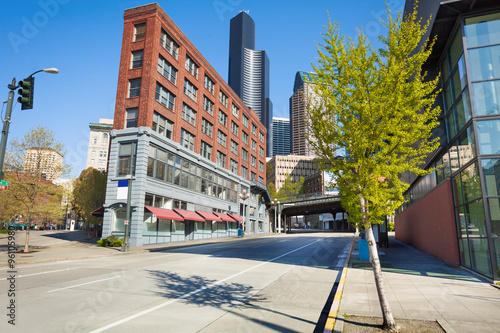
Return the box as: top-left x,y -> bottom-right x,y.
228,11 -> 273,157
272,117 -> 291,156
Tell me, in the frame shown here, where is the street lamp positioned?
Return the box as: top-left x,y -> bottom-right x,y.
271,198 -> 280,233
238,189 -> 250,235
0,68 -> 59,178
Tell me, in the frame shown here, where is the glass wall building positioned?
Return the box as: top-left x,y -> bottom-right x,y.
271,117 -> 291,156
398,1 -> 500,280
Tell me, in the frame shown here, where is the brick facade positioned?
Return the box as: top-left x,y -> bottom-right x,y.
113,3 -> 267,184
395,179 -> 460,267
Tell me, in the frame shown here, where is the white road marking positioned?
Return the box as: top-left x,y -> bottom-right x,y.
252,245 -> 266,248
0,267 -> 77,280
89,239 -> 322,333
48,276 -> 121,293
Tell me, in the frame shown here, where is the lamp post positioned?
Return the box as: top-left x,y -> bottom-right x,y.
238,189 -> 250,235
0,68 -> 59,178
271,198 -> 280,233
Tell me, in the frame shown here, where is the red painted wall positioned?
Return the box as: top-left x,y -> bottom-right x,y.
395,179 -> 460,267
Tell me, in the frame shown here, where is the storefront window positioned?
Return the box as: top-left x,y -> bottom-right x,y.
466,199 -> 486,238
113,208 -> 126,232
469,238 -> 492,277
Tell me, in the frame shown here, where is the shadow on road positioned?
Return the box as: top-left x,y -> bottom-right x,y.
146,270 -> 316,332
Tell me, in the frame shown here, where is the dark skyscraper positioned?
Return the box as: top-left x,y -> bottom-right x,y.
229,11 -> 273,157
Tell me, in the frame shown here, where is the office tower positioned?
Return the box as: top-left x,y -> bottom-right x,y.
228,11 -> 273,157
23,148 -> 63,180
101,4 -> 269,246
86,118 -> 113,172
271,117 -> 290,156
396,0 -> 500,280
290,71 -> 318,156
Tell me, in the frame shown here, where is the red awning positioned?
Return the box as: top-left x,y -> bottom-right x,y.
91,207 -> 105,217
145,206 -> 184,221
228,213 -> 243,222
214,212 -> 237,222
195,211 -> 222,222
173,209 -> 205,222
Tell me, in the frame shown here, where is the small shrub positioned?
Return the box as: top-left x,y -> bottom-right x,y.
97,235 -> 123,247
0,229 -> 11,234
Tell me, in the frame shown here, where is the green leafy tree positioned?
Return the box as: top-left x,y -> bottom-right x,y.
4,126 -> 70,252
279,174 -> 306,201
71,167 -> 107,236
308,5 -> 440,331
267,182 -> 279,201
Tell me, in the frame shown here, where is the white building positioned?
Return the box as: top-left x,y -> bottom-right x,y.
23,148 -> 63,180
86,119 -> 113,172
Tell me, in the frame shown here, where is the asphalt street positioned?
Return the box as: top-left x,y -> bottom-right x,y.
0,233 -> 352,333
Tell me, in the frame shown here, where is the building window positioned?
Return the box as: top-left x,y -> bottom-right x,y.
230,140 -> 238,155
182,103 -> 197,126
91,159 -> 95,165
160,29 -> 179,59
242,114 -> 249,127
231,121 -> 239,137
259,146 -> 264,157
93,138 -> 97,145
152,111 -> 173,139
184,79 -> 198,101
200,141 -> 212,160
185,55 -> 199,78
242,148 -> 248,162
232,104 -> 239,118
155,83 -> 175,110
131,50 -> 143,68
219,90 -> 228,108
129,78 -> 141,98
217,130 -> 227,147
118,142 -> 136,176
259,131 -> 265,143
251,139 -> 256,151
252,124 -> 257,135
219,109 -> 227,127
242,131 -> 248,144
241,166 -> 248,180
134,23 -> 146,42
204,75 -> 215,94
103,133 -> 108,142
203,96 -> 214,115
180,128 -> 195,151
158,55 -> 177,84
201,118 -> 213,137
250,171 -> 256,181
230,159 -> 238,174
217,151 -> 226,168
259,161 -> 264,172
125,108 -> 138,128
251,155 -> 257,167
92,150 -> 96,157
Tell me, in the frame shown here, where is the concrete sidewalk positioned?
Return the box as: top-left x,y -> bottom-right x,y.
334,236 -> 500,332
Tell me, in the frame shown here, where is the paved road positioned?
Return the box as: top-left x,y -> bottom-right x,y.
0,233 -> 352,333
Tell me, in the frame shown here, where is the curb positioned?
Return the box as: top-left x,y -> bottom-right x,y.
323,236 -> 355,333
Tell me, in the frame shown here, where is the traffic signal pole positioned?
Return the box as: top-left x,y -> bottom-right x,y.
0,78 -> 17,179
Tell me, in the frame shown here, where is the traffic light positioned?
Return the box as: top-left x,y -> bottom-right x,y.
17,77 -> 34,110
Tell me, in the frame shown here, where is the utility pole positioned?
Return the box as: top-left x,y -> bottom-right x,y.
0,78 -> 18,180
122,142 -> 135,252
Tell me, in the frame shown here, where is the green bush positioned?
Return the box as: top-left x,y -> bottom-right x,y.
0,229 -> 11,234
97,235 -> 123,247
388,222 -> 395,231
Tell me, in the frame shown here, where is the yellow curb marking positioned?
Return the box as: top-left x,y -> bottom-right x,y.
323,236 -> 355,333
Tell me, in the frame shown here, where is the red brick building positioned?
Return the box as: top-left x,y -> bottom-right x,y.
102,4 -> 269,246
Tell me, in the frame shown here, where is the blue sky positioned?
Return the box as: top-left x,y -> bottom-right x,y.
0,0 -> 403,177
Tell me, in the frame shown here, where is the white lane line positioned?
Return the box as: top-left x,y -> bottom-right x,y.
0,268 -> 77,280
48,276 -> 121,293
89,239 -> 321,333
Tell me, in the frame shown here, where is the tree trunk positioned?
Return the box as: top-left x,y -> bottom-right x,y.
24,215 -> 31,253
365,226 -> 398,331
